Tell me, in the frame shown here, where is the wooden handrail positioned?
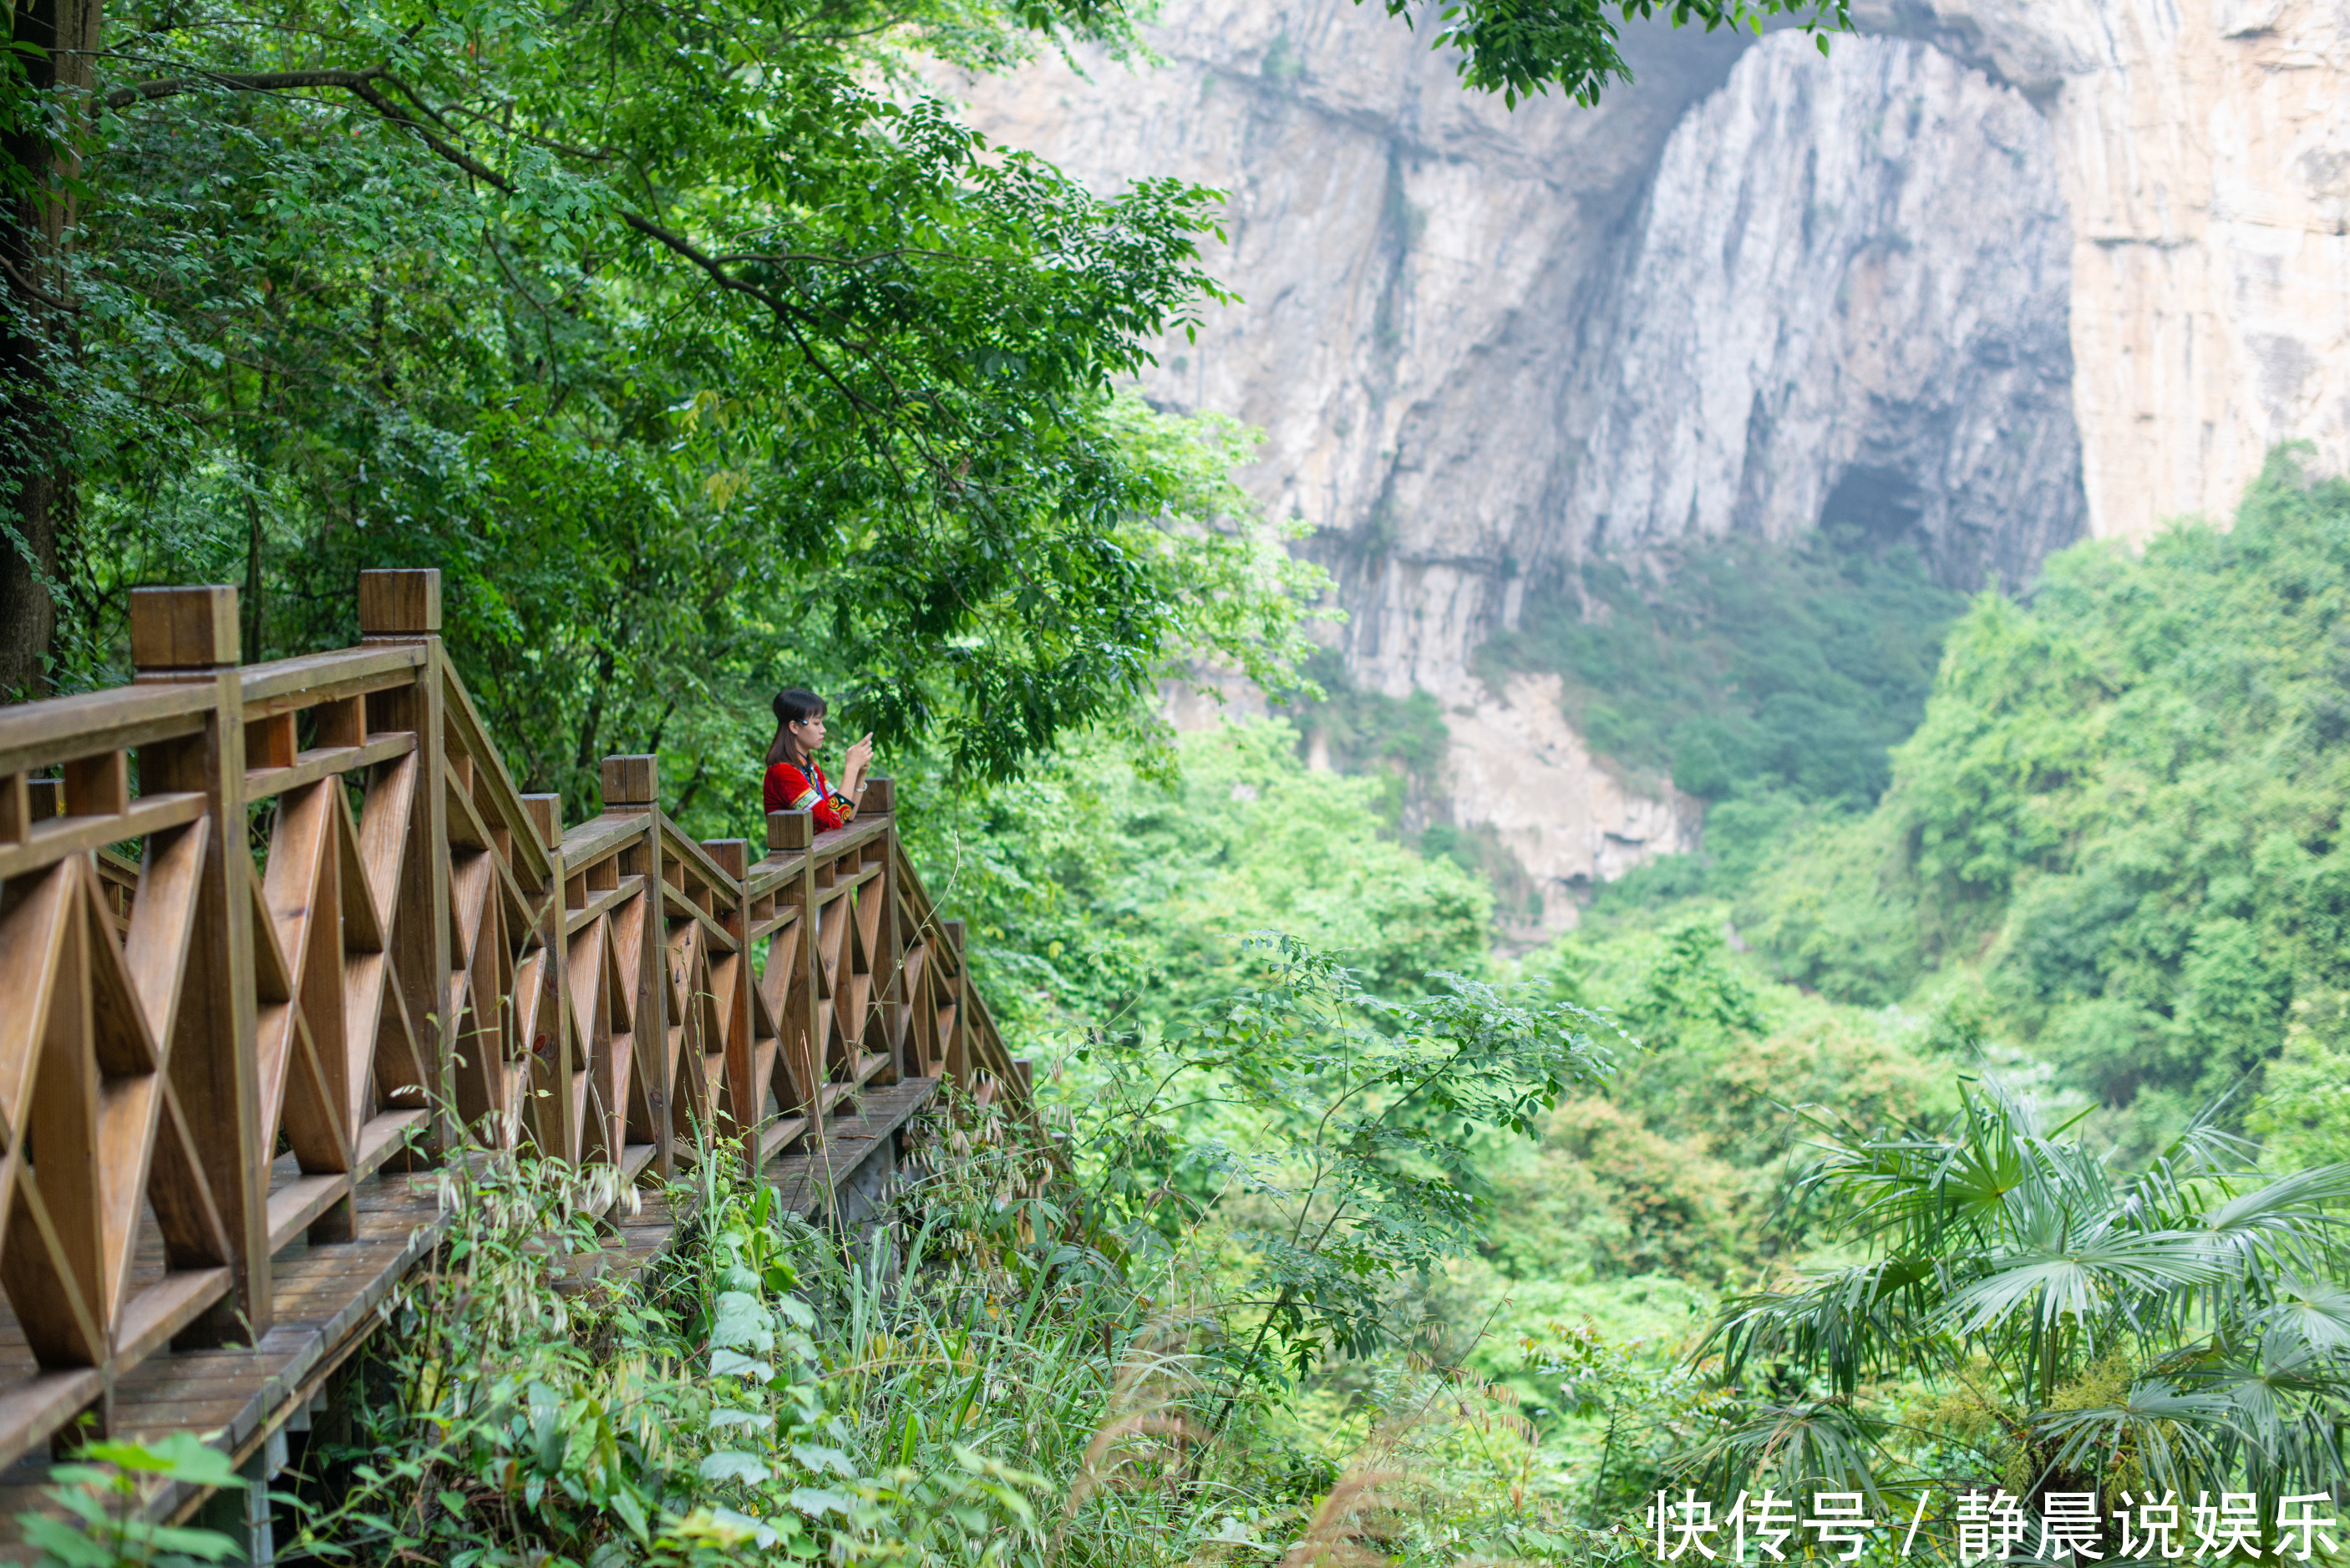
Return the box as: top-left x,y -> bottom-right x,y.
0,569 -> 1031,1474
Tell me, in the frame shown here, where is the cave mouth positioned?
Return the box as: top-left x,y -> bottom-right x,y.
1817,464 -> 1927,551
1812,462 -> 1991,588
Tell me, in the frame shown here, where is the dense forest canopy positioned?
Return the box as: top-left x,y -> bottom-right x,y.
904,458 -> 2350,1556
14,0 -> 1327,820
1601,457 -> 2350,1149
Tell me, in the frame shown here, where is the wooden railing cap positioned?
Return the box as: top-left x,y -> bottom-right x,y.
702,838 -> 749,879
129,585 -> 240,670
358,568 -> 441,637
520,793 -> 562,850
601,754 -> 658,809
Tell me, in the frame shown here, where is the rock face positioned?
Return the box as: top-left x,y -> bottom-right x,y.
952,0 -> 2349,926
952,5 -> 2084,926
954,6 -> 2080,692
1859,0 -> 2350,542
1561,33 -> 2083,600
1440,673 -> 1707,912
951,1 -> 1753,702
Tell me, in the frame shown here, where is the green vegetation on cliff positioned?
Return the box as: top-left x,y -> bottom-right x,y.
1483,530 -> 1965,805
1587,455 -> 2350,1149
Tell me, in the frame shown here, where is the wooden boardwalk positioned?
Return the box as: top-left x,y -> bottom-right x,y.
0,570 -> 1031,1553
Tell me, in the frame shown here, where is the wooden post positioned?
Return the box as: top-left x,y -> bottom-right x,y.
600,755 -> 669,1177
942,917 -> 970,1090
767,809 -> 812,853
866,785 -> 904,1086
357,570 -> 441,643
130,586 -> 267,1346
766,809 -> 820,1128
359,570 -> 454,1163
599,755 -> 657,812
520,794 -> 574,1163
703,838 -> 755,1150
520,794 -> 561,851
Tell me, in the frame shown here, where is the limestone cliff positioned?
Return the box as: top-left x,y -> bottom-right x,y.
1856,0 -> 2350,542
1558,33 -> 2081,599
950,0 -> 2346,926
953,7 -> 2074,924
954,6 -> 2079,695
952,1 -> 1752,702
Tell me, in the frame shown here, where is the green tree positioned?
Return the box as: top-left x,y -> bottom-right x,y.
1368,0 -> 1848,106
1631,457 -> 2350,1126
7,0 -> 1861,770
1068,932 -> 1616,1391
906,718 -> 1494,1041
1705,1081 -> 2350,1511
6,0 -> 1323,829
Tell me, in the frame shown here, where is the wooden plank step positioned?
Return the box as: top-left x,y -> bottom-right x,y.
763,1078 -> 939,1220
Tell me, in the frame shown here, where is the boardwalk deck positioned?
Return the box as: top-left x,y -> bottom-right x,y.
0,571 -> 1032,1556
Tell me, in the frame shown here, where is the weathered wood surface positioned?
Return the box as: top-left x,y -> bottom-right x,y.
0,570 -> 1032,1529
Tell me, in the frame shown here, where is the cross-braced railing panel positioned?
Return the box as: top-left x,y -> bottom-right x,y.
0,603 -> 260,1470
0,568 -> 1034,1469
241,641 -> 449,1257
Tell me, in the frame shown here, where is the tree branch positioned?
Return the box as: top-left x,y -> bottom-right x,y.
104,63 -> 518,194
103,65 -> 389,109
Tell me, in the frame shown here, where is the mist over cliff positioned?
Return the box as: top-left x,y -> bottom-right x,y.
949,0 -> 2350,929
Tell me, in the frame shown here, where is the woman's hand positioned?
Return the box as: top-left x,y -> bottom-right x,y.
844,733 -> 874,798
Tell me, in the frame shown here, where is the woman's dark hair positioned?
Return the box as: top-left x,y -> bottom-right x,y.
766,688 -> 827,769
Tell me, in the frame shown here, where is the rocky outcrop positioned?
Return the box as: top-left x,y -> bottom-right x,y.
1857,0 -> 2350,542
951,8 -> 2085,927
1558,33 -> 2082,597
1441,673 -> 1706,905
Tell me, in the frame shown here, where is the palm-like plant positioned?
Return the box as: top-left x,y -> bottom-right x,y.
1698,1080 -> 2350,1504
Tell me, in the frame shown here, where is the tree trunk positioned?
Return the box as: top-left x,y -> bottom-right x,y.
0,0 -> 101,699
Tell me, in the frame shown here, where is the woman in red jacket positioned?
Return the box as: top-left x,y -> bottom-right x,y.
763,688 -> 871,831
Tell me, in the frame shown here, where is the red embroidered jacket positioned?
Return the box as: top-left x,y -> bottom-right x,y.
764,757 -> 855,831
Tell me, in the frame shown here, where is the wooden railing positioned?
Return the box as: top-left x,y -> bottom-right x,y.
0,568 -> 1029,1473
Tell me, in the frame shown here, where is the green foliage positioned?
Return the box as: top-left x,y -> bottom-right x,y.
277,1117 -> 1188,1568
1276,648 -> 1453,799
1367,0 -> 1850,107
22,1436 -> 245,1568
2252,991 -> 2350,1170
1479,921 -> 1952,1297
1065,931 -> 1615,1384
1757,457 -> 2350,1109
1583,790 -> 1809,917
1728,802 -> 1926,1004
904,718 -> 1493,1040
1480,531 -> 1964,807
1590,455 -> 2350,1124
1703,1081 -> 2350,1513
224,938 -> 1630,1568
38,0 -> 1322,826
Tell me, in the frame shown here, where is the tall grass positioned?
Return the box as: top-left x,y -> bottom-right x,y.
215,1093 -> 1255,1567
136,1074 -> 1570,1568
